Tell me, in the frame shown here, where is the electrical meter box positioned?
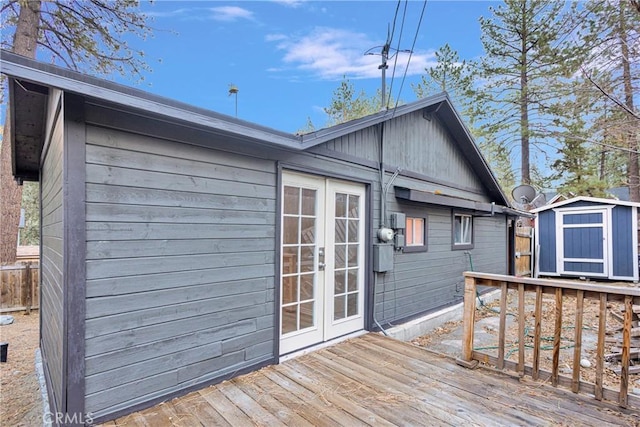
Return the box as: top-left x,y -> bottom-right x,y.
390,212 -> 406,230
373,243 -> 394,272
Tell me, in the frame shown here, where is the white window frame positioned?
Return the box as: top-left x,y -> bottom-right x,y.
405,217 -> 425,247
453,213 -> 473,249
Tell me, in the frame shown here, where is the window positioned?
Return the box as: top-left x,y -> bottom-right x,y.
404,216 -> 427,253
406,217 -> 424,246
453,213 -> 473,249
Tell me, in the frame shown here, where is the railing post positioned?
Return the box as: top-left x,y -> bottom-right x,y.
517,283 -> 525,377
552,287 -> 563,387
572,290 -> 584,393
595,293 -> 607,401
620,295 -> 632,408
497,282 -> 508,370
460,275 -> 477,364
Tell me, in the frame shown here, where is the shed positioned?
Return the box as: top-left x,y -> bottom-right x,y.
1,50 -> 518,424
533,196 -> 639,282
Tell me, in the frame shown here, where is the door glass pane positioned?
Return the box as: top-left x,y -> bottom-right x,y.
282,246 -> 298,274
301,217 -> 315,243
284,186 -> 299,215
301,189 -> 316,215
348,220 -> 359,243
300,302 -> 314,329
334,295 -> 345,320
300,273 -> 314,301
282,306 -> 297,334
347,268 -> 358,292
334,270 -> 346,294
335,219 -> 346,243
348,195 -> 359,218
283,217 -> 299,245
282,276 -> 297,304
335,193 -> 347,218
335,244 -> 347,268
300,246 -> 314,272
347,293 -> 358,317
347,244 -> 358,267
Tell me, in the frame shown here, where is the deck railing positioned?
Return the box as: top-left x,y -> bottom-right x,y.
460,272 -> 640,408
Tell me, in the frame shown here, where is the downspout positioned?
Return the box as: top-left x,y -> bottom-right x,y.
374,122 -> 388,335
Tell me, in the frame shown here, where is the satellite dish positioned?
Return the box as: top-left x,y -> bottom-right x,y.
512,184 -> 536,204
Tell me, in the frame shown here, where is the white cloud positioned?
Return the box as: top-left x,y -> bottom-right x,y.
265,34 -> 288,42
267,27 -> 436,81
145,8 -> 193,18
208,6 -> 255,22
146,6 -> 255,22
271,0 -> 306,8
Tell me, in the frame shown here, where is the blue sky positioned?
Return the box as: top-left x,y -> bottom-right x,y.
128,0 -> 493,133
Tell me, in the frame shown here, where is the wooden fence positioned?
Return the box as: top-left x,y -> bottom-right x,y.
0,262 -> 39,313
459,272 -> 640,409
515,226 -> 533,277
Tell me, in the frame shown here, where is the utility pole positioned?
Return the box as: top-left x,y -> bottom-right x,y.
365,39 -> 411,111
379,43 -> 390,110
228,84 -> 239,118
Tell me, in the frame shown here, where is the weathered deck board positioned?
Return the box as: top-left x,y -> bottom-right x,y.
108,333 -> 640,427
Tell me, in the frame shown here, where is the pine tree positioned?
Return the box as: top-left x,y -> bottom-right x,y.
0,0 -> 154,263
473,0 -> 585,187
412,43 -> 473,112
323,76 -> 379,126
578,0 -> 639,201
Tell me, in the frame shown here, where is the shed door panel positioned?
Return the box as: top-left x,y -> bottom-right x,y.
558,210 -> 607,277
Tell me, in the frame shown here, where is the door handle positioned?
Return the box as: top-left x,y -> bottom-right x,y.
318,247 -> 325,271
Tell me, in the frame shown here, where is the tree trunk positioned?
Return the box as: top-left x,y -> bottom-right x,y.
619,1 -> 639,202
520,3 -> 531,185
0,1 -> 40,263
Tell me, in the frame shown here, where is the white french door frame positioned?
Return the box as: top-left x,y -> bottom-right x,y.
279,170 -> 366,356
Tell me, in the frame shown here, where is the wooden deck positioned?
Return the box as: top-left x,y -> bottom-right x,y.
104,333 -> 640,426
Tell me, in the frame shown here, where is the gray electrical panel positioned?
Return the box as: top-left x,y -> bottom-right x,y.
373,244 -> 394,272
390,212 -> 406,230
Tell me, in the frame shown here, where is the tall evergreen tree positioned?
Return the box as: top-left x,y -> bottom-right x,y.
412,43 -> 473,111
578,0 -> 639,201
0,0 -> 154,262
473,0 -> 585,187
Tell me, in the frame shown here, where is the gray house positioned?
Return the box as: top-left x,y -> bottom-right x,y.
533,196 -> 639,282
1,50 -> 517,424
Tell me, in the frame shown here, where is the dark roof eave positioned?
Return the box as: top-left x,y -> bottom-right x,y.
0,50 -> 302,150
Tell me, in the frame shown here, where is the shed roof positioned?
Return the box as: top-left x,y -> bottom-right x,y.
1,49 -> 507,205
531,196 -> 640,213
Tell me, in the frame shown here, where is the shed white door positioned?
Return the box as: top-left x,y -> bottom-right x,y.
557,209 -> 609,277
280,172 -> 365,355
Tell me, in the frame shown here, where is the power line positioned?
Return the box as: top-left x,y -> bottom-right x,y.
391,0 -> 428,118
386,0 -> 408,109
388,0 -> 402,45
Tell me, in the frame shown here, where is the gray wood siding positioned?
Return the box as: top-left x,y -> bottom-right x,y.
317,125 -> 381,162
83,126 -> 277,417
40,89 -> 65,412
314,111 -> 487,199
374,194 -> 507,323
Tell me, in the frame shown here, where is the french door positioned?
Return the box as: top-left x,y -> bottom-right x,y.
280,171 -> 365,355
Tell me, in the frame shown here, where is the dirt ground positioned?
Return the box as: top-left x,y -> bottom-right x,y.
0,311 -> 43,427
412,286 -> 640,394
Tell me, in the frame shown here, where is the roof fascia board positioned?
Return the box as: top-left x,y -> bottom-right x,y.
531,196 -> 640,213
0,50 -> 301,149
